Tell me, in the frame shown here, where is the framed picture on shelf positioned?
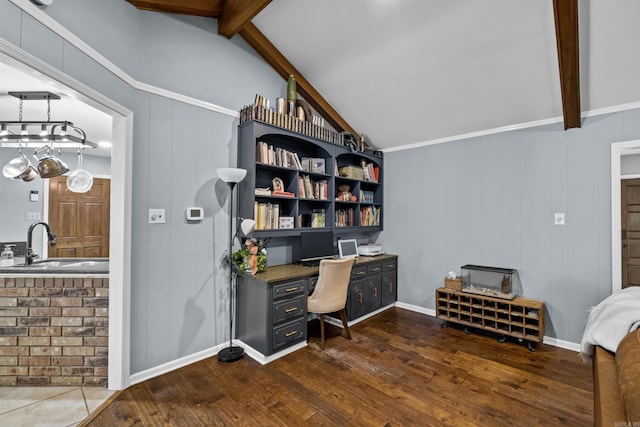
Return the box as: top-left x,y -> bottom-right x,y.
279,216 -> 294,229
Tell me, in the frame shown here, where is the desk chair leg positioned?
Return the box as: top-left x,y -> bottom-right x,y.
339,309 -> 351,340
319,313 -> 326,350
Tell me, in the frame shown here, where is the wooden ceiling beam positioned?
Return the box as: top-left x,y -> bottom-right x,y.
239,22 -> 358,136
553,0 -> 581,129
218,0 -> 271,39
126,0 -> 223,17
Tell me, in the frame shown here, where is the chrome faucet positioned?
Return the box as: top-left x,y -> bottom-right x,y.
26,221 -> 57,265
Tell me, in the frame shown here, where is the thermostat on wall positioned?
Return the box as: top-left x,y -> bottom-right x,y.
186,207 -> 204,221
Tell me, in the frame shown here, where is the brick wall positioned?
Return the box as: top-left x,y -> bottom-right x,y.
0,276 -> 108,386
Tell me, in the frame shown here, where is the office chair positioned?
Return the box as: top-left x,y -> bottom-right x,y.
307,257 -> 356,349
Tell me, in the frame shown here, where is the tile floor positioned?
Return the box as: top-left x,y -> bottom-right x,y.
0,386 -> 114,427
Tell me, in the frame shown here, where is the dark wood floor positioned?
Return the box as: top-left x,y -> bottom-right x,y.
83,308 -> 593,426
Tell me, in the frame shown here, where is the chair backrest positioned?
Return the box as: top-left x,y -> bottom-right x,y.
308,258 -> 355,313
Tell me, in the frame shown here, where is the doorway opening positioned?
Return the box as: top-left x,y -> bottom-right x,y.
611,140 -> 640,293
0,42 -> 132,390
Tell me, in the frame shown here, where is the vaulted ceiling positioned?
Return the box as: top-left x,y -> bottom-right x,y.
126,0 -> 640,150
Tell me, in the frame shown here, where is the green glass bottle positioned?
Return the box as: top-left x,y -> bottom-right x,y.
287,75 -> 296,116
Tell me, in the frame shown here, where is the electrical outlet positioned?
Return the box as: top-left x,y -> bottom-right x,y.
25,212 -> 41,220
554,212 -> 565,226
149,209 -> 166,224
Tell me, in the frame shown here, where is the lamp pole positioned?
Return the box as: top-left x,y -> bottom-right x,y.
217,169 -> 246,363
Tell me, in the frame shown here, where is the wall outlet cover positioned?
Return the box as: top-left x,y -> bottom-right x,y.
149,209 -> 166,224
554,212 -> 565,225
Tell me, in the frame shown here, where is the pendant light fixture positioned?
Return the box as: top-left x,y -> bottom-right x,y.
0,91 -> 96,149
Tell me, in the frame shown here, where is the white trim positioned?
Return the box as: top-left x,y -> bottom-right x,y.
382,102 -> 640,154
542,336 -> 580,352
611,140 -> 640,294
382,116 -> 564,154
395,301 -> 436,317
129,343 -> 229,386
240,341 -> 308,365
8,0 -> 239,118
0,39 -> 133,391
621,174 -> 640,180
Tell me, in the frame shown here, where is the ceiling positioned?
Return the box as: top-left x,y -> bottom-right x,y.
5,1 -> 640,155
251,0 -> 640,150
129,0 -> 640,151
0,53 -> 113,157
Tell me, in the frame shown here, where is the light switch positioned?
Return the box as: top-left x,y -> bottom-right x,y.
554,213 -> 565,226
149,209 -> 166,224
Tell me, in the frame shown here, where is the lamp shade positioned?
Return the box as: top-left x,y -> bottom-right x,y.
240,218 -> 256,236
217,168 -> 247,184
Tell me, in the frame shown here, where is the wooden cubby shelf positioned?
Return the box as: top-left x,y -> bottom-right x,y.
436,287 -> 545,352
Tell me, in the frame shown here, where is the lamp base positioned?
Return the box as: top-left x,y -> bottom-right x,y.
217,345 -> 244,363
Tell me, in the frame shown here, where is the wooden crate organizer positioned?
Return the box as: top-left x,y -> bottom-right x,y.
436,287 -> 545,351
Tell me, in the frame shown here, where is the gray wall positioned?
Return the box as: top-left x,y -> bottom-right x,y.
1,0 -> 283,374
382,109 -> 640,344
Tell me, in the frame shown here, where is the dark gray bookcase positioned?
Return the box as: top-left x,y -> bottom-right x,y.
237,120 -> 384,237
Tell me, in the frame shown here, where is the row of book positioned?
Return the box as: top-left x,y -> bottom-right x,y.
336,209 -> 356,227
360,190 -> 375,203
298,209 -> 326,228
256,178 -> 375,202
253,201 -> 379,229
256,141 -> 327,174
256,141 -> 303,169
240,103 -> 345,146
362,162 -> 380,183
299,175 -> 329,200
360,206 -> 381,227
254,202 -> 280,230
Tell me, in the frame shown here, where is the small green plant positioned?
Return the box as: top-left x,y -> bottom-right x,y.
222,238 -> 267,276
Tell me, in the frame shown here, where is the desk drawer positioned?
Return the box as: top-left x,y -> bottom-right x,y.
367,263 -> 382,275
273,279 -> 306,299
272,295 -> 305,324
382,259 -> 397,271
272,318 -> 305,350
351,266 -> 367,279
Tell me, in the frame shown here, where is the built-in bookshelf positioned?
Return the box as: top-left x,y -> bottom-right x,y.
238,121 -> 384,237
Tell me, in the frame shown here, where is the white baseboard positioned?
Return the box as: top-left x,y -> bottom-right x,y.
129,342 -> 230,386
240,341 -> 308,365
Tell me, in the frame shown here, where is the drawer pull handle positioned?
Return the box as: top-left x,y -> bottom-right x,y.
285,330 -> 298,337
285,287 -> 298,292
285,307 -> 298,313
388,283 -> 393,292
355,271 -> 365,276
359,292 -> 363,305
373,288 -> 378,298
372,268 -> 380,272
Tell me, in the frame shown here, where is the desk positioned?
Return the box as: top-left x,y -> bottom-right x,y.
237,254 -> 398,357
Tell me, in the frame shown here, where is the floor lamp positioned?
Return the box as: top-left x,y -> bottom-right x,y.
217,167 -> 247,363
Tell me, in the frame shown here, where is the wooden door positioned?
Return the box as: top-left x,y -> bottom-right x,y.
621,178 -> 640,288
48,176 -> 110,258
